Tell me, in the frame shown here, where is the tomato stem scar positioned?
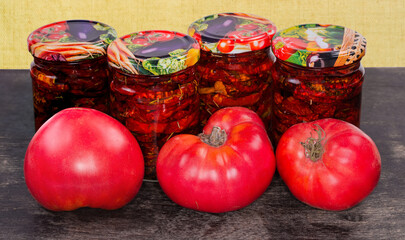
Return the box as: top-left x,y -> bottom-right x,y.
198,126 -> 227,147
300,124 -> 326,162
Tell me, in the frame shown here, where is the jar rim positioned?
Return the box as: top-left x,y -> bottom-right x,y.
275,54 -> 362,71
33,54 -> 106,65
110,63 -> 196,83
201,45 -> 271,57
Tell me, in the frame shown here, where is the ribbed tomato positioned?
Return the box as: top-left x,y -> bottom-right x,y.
276,118 -> 381,211
157,107 -> 276,213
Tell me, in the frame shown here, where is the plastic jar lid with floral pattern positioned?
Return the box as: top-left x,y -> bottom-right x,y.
188,12 -> 277,54
107,30 -> 200,75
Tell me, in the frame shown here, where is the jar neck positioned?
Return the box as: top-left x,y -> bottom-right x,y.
201,46 -> 271,59
33,56 -> 107,69
276,58 -> 363,75
110,65 -> 196,84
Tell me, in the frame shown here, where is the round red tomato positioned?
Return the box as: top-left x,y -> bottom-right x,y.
249,38 -> 269,51
272,36 -> 305,61
148,31 -> 175,42
38,23 -> 67,35
132,38 -> 149,46
46,33 -> 69,40
51,23 -> 67,32
191,32 -> 202,45
24,108 -> 144,211
276,118 -> 381,211
217,38 -> 235,53
156,107 -> 276,213
239,23 -> 259,31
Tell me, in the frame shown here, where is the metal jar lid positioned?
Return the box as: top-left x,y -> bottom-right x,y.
271,24 -> 367,67
107,30 -> 200,75
188,13 -> 276,54
28,20 -> 117,62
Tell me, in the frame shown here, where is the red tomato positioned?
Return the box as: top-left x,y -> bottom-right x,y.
46,33 -> 69,40
27,32 -> 42,46
217,38 -> 235,53
276,119 -> 381,211
272,36 -> 306,61
148,31 -> 175,42
24,108 -> 144,211
228,30 -> 249,44
157,107 -> 276,213
132,38 -> 149,46
39,23 -> 67,35
249,38 -> 269,51
239,23 -> 259,31
52,23 -> 67,32
191,32 -> 202,44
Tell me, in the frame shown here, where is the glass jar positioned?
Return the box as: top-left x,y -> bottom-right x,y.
188,13 -> 277,129
107,31 -> 201,180
27,20 -> 117,130
270,24 -> 367,144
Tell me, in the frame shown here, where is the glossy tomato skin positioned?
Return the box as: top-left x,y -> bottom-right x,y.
276,118 -> 381,211
24,108 -> 144,211
272,36 -> 305,60
157,107 -> 276,213
217,39 -> 235,53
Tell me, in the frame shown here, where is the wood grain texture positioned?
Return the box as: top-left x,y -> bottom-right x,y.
0,69 -> 404,239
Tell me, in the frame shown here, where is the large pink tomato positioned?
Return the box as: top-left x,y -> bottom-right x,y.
24,108 -> 144,211
157,107 -> 276,213
276,118 -> 381,211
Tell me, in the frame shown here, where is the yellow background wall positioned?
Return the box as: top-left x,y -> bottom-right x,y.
1,0 -> 404,69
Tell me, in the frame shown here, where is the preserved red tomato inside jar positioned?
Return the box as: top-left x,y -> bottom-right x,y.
107,31 -> 200,180
27,20 -> 117,130
270,24 -> 367,144
188,13 -> 277,128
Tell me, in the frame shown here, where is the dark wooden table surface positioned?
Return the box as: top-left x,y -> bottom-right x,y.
0,69 -> 404,239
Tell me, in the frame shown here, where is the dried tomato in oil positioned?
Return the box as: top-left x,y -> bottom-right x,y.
270,24 -> 367,144
107,31 -> 200,180
196,49 -> 274,127
27,20 -> 117,130
30,57 -> 110,130
189,13 -> 277,128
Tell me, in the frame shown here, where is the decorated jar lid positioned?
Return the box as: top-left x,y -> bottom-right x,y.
271,24 -> 367,68
27,20 -> 117,62
107,31 -> 200,75
188,13 -> 277,54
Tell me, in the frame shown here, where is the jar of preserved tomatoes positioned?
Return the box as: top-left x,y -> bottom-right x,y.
270,24 -> 367,144
107,31 -> 200,180
188,13 -> 277,129
27,20 -> 117,130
